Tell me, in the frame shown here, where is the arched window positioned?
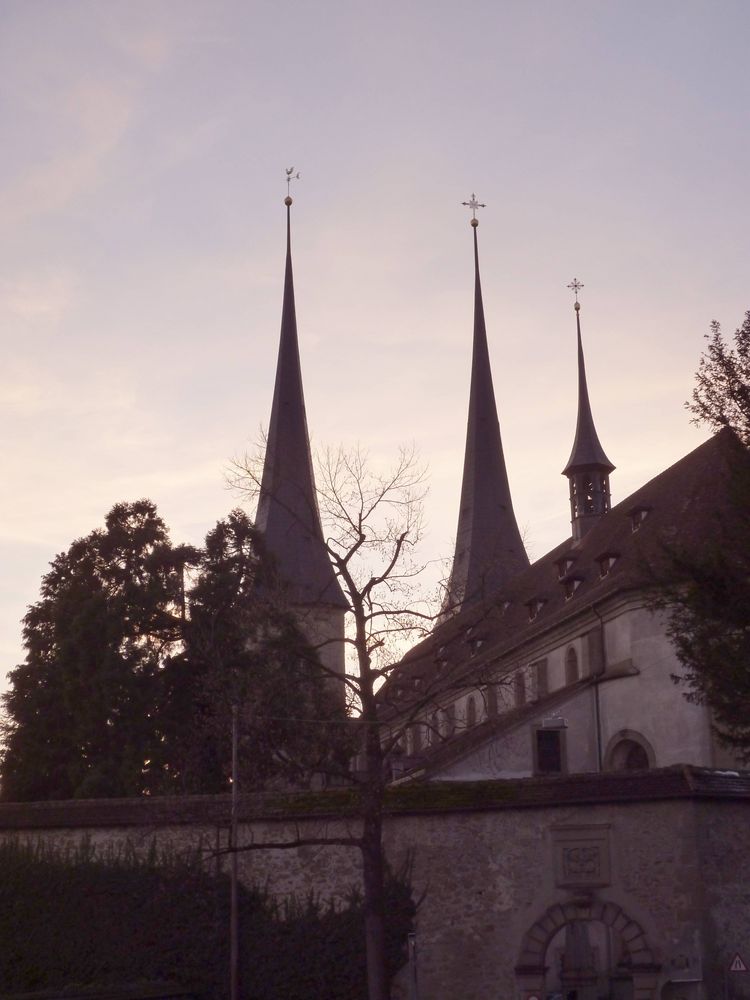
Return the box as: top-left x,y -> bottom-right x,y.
484,684 -> 498,718
441,704 -> 456,737
466,695 -> 476,727
565,646 -> 579,685
612,740 -> 650,770
604,730 -> 654,771
428,711 -> 439,746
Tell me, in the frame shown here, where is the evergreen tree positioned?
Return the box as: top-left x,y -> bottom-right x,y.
1,504 -> 349,801
163,509 -> 350,792
1,501 -> 189,800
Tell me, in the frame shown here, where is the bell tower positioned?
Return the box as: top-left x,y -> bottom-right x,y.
561,280 -> 615,541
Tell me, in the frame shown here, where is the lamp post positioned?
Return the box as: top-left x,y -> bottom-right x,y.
230,702 -> 239,1000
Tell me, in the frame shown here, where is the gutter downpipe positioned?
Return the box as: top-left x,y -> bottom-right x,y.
590,601 -> 606,772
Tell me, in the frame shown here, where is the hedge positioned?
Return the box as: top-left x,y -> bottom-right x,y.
0,838 -> 415,1000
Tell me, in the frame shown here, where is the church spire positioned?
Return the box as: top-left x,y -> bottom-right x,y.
256,192 -> 347,609
562,280 -> 615,541
444,198 -> 529,613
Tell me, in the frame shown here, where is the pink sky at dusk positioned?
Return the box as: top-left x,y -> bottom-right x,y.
1,0 -> 748,687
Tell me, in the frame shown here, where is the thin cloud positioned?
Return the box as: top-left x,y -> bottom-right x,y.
0,269 -> 78,325
0,80 -> 135,228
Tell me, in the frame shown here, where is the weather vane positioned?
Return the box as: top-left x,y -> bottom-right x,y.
567,278 -> 584,310
285,167 -> 300,205
462,193 -> 486,226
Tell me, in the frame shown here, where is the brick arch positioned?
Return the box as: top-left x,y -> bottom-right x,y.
515,897 -> 661,1000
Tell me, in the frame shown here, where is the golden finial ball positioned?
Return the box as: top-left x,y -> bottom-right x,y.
284,196 -> 293,206
470,217 -> 479,227
574,301 -> 581,311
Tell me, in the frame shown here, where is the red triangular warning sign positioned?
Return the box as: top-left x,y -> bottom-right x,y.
730,953 -> 748,972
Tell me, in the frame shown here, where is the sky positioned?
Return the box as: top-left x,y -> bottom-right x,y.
1,0 -> 749,690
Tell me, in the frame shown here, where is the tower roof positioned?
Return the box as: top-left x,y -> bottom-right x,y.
444,213 -> 529,611
562,299 -> 615,476
255,200 -> 347,609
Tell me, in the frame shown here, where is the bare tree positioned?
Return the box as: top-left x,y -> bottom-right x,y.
229,442 -> 442,1000
229,439 -> 526,999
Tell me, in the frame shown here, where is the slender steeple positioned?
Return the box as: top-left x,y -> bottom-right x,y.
562,280 -> 615,541
256,192 -> 347,609
444,196 -> 529,613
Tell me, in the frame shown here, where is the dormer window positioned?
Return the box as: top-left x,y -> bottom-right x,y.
564,576 -> 583,600
597,551 -> 619,578
555,556 -> 577,580
629,505 -> 652,532
526,598 -> 546,622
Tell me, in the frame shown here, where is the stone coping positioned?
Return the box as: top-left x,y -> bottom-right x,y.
0,985 -> 195,1000
0,765 -> 748,830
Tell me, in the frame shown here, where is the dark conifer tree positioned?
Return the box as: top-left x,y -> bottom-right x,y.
162,509 -> 350,793
1,501 -> 189,800
1,504 -> 349,801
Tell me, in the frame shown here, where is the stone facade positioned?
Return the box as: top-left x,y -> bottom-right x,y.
383,433 -> 746,792
3,768 -> 749,1000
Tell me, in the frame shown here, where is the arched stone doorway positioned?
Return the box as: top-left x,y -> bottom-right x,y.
515,897 -> 661,1000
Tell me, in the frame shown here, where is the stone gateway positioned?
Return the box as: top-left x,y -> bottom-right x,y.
2,767 -> 749,999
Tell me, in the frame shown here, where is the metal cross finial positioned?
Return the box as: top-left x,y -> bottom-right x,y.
462,192 -> 486,226
567,278 -> 584,309
284,167 -> 300,204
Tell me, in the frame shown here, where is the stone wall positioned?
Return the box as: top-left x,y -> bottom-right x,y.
2,768 -> 749,1000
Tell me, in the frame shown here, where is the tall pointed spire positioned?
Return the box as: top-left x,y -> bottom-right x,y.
256,193 -> 347,609
562,280 -> 615,541
444,199 -> 529,613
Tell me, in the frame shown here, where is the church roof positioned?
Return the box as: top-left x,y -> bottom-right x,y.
562,304 -> 615,475
255,201 -> 347,609
443,221 -> 529,612
381,428 -> 744,716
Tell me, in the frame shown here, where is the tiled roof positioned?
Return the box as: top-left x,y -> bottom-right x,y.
380,429 -> 744,716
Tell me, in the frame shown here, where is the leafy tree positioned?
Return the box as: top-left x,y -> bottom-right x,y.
654,311 -> 750,757
163,509 -> 351,793
689,310 -> 750,442
1,501 -> 188,800
1,504 -> 346,801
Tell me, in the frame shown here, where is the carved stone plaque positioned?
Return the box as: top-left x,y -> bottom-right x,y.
552,824 -> 611,888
